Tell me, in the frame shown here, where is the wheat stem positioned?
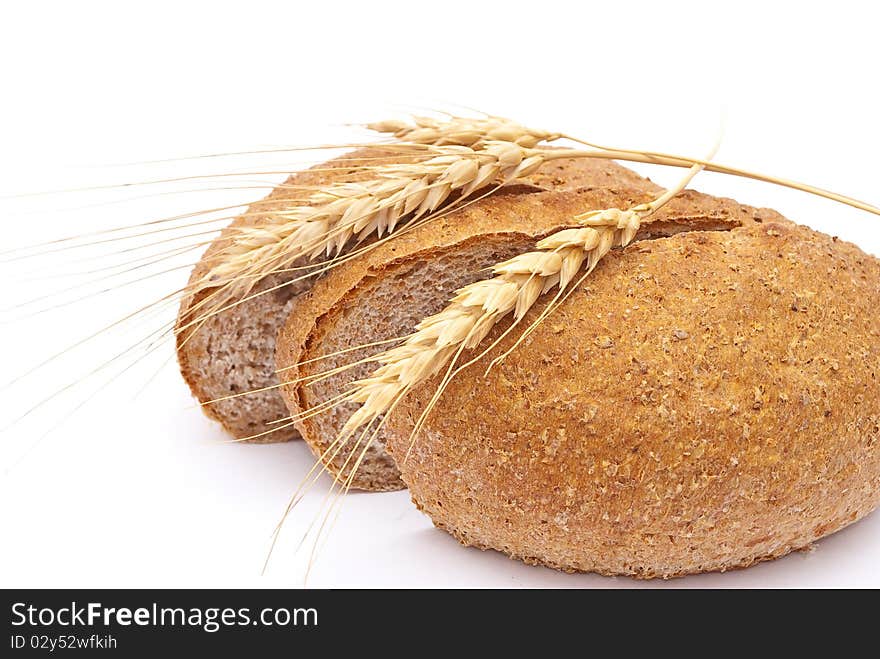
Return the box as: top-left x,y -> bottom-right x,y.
543,146 -> 880,216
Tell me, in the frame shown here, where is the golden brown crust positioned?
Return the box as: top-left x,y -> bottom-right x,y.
277,185 -> 767,490
383,221 -> 880,578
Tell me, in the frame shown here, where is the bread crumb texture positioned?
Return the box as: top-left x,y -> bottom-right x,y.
386,221 -> 880,577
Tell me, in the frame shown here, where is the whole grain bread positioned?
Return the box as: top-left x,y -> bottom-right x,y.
176,149 -> 646,441
381,220 -> 880,577
276,186 -> 766,491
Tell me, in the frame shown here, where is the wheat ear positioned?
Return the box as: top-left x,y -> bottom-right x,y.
199,141 -> 547,299
338,158 -> 711,438
366,114 -> 559,148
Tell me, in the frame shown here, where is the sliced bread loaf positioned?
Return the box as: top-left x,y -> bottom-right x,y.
176,150 -> 642,441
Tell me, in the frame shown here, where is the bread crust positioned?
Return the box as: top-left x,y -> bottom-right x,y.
177,151 -> 655,442
382,220 -> 880,577
277,185 -> 767,491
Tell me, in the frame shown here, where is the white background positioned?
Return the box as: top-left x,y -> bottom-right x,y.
1,1 -> 879,588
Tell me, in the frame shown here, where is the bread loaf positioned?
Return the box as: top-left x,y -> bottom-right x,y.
176,150 -> 639,442
278,187 -> 880,575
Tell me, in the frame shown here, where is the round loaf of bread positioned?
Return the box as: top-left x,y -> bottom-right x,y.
382,220 -> 880,577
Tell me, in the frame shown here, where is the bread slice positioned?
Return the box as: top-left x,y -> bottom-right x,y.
382,220 -> 880,577
276,186 -> 765,491
176,149 -> 642,442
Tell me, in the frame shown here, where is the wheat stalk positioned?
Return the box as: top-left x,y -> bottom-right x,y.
199,140 -> 547,299
338,209 -> 636,434
337,158 -> 710,439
